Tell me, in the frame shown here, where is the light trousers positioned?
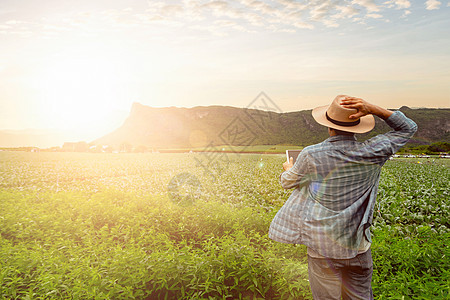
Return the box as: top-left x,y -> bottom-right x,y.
307,249 -> 374,300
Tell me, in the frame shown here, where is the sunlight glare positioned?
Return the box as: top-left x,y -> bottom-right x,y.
30,44 -> 137,140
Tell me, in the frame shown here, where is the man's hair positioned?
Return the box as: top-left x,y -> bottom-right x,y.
330,128 -> 355,136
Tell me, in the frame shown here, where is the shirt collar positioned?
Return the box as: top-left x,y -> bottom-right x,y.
326,135 -> 357,142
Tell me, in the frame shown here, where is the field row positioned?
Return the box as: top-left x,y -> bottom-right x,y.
0,152 -> 449,299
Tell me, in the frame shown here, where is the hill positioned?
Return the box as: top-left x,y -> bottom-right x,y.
94,103 -> 450,149
0,129 -> 66,148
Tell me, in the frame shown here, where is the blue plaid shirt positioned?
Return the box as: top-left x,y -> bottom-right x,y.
269,111 -> 417,259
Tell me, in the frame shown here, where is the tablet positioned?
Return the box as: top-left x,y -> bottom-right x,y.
286,150 -> 302,164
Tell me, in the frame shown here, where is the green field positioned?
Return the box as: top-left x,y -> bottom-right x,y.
0,152 -> 449,299
189,145 -> 302,154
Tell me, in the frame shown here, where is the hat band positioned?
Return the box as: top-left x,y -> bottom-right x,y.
326,112 -> 361,127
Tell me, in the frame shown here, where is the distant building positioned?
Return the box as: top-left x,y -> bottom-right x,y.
62,141 -> 88,152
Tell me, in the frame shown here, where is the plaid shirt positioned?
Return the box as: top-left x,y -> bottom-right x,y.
269,111 -> 417,259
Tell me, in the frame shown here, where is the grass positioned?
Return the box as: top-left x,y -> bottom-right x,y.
0,152 -> 448,299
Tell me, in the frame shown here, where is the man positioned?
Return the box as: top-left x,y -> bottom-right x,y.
269,95 -> 417,299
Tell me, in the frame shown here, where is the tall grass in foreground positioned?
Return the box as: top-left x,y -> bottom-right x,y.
0,152 -> 448,299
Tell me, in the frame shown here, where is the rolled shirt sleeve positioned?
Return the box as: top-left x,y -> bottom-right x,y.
280,150 -> 312,189
363,111 -> 418,158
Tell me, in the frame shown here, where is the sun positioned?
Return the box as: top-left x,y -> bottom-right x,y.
32,47 -> 130,138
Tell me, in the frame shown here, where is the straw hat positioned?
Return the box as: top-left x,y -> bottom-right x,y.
312,95 -> 375,133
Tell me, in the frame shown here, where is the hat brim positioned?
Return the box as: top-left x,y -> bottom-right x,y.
312,105 -> 375,134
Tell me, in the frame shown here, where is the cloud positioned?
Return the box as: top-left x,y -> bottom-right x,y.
160,4 -> 185,17
213,19 -> 249,32
242,12 -> 265,26
0,0 -> 429,38
367,13 -> 383,18
333,5 -> 360,19
146,2 -> 185,19
352,0 -> 380,12
425,0 -> 441,9
394,0 -> 411,8
322,19 -> 339,28
242,0 -> 277,15
277,0 -> 307,10
5,20 -> 23,25
292,21 -> 314,29
188,24 -> 228,36
401,9 -> 411,18
383,0 -> 411,9
309,0 -> 335,21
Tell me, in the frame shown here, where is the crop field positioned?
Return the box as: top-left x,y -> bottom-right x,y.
0,151 -> 449,299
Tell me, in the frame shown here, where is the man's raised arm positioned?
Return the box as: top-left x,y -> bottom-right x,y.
341,96 -> 418,155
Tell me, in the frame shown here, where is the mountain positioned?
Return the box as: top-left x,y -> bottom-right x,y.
0,129 -> 66,148
94,102 -> 450,149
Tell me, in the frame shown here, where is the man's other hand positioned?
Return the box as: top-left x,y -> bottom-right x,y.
283,157 -> 294,171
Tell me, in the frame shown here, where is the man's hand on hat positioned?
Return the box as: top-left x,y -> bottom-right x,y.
340,96 -> 393,120
339,96 -> 372,119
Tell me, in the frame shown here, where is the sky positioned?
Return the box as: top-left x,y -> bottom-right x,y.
0,0 -> 449,141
